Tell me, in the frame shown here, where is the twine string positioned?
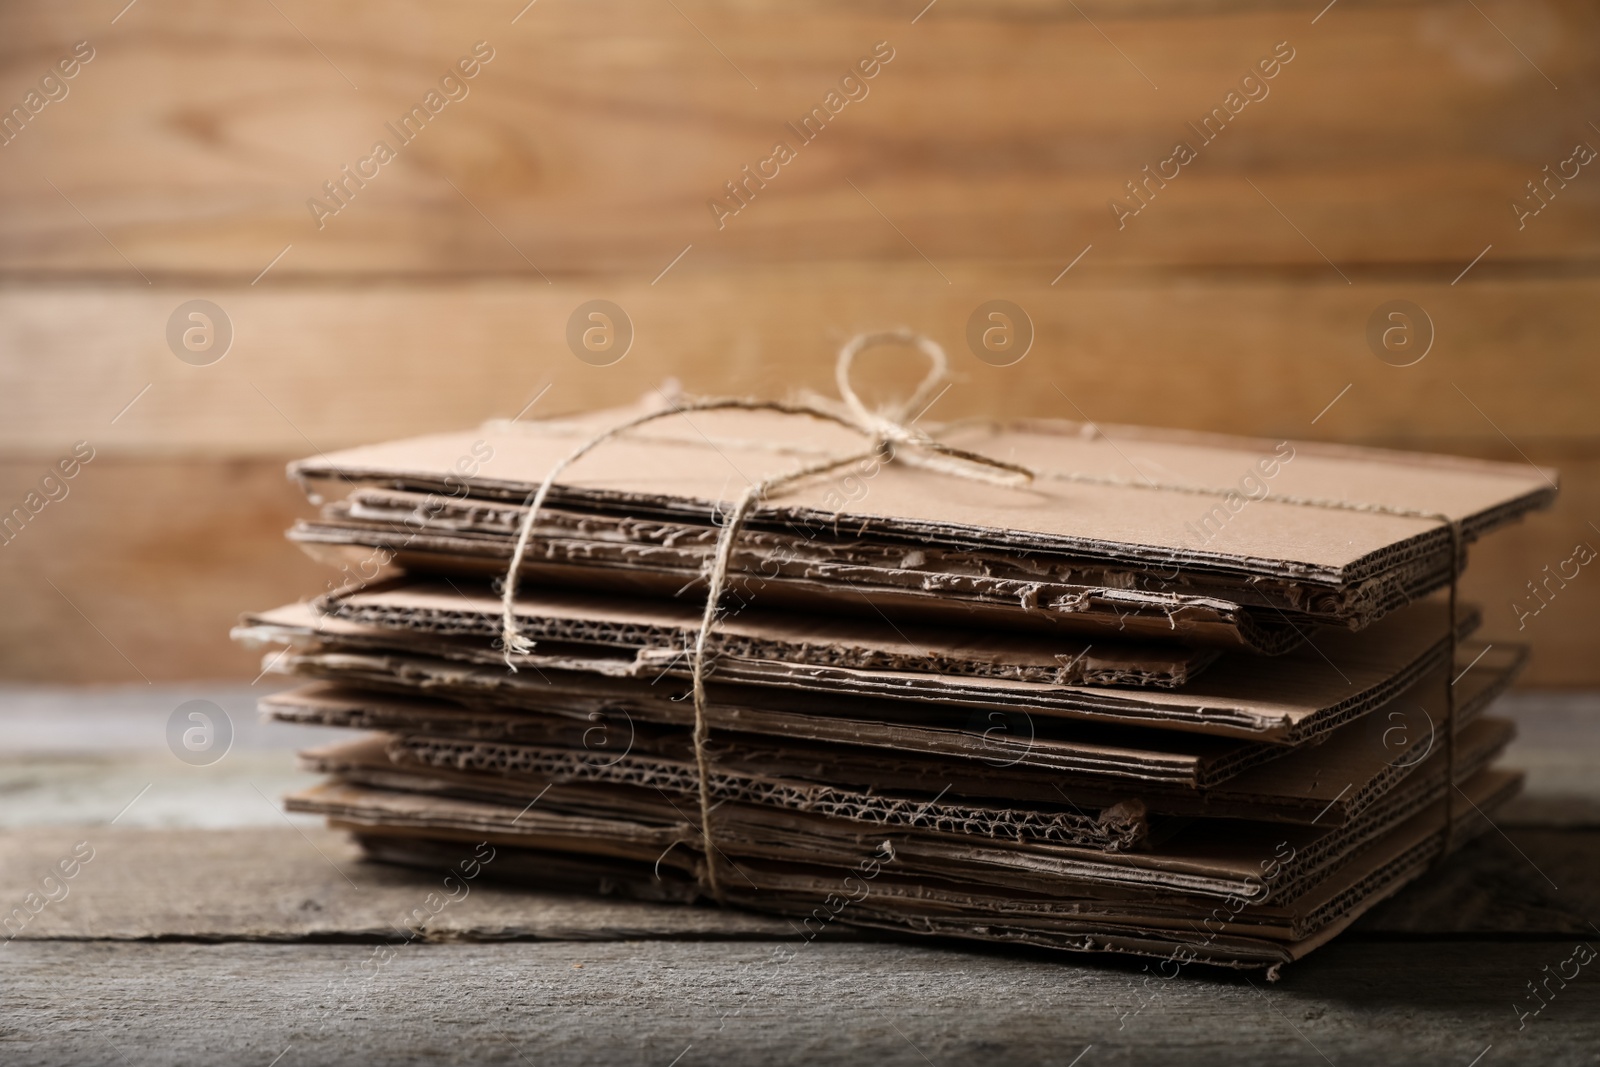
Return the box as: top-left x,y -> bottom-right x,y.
499,330 -> 1032,898
1441,519 -> 1462,855
495,330 -> 1469,898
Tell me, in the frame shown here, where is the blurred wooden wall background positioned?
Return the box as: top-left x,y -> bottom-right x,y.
1,0 -> 1597,683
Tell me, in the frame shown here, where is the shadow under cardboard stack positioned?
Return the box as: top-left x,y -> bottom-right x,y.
235,403 -> 1557,970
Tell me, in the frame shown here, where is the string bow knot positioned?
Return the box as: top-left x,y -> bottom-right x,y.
497,330 -> 1032,897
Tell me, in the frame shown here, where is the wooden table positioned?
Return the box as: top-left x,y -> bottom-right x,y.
3,686 -> 1598,1066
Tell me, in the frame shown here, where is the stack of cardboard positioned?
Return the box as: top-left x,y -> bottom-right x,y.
237,401 -> 1556,969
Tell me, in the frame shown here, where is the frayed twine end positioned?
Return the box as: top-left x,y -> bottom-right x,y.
501,629 -> 535,670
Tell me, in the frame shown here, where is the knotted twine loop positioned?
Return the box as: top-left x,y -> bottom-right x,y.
498,330 -> 1033,899
495,329 -> 1471,896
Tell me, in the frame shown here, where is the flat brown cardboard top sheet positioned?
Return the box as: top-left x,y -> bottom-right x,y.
290,405 -> 1556,583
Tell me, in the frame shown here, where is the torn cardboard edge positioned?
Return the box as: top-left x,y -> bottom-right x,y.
343,789 -> 1477,971
264,676 -> 1302,793
266,586 -> 1479,743
282,751 -> 1511,911
286,406 -> 1555,589
304,734 -> 1151,852
391,710 -> 1512,878
292,695 -> 1508,878
259,640 -> 1516,821
293,490 -> 1328,649
286,762 -> 1513,968
316,577 -> 1220,690
332,485 -> 1346,630
291,522 -> 1308,654
347,831 -> 1287,969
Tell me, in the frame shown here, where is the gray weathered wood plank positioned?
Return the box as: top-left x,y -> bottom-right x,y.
1353,828 -> 1600,937
0,826 -> 798,942
3,940 -> 1596,1067
3,824 -> 1595,942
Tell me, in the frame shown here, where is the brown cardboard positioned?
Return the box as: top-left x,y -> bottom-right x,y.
275,583 -> 1475,742
264,680 -> 1272,792
289,491 -> 1309,651
344,802 -> 1479,970
287,406 -> 1555,599
316,576 -> 1219,689
258,638 -> 1516,819
283,763 -> 1515,968
248,401 -> 1552,969
1162,646 -> 1522,824
296,705 -> 1507,889
303,734 -> 1152,852
283,734 -> 1512,908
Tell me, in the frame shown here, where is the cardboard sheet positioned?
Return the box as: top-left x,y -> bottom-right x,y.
289,406 -> 1555,590
259,640 -> 1517,817
284,764 -> 1516,969
256,587 -> 1477,742
283,731 -> 1512,906
317,577 -> 1219,689
291,492 -> 1313,650
304,734 -> 1152,852
249,400 -> 1551,969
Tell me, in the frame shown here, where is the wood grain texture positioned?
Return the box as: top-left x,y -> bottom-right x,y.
0,826 -> 800,942
0,0 -> 1596,277
0,752 -> 328,831
4,940 -> 1598,1066
2,273 -> 1597,454
0,458 -> 325,682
